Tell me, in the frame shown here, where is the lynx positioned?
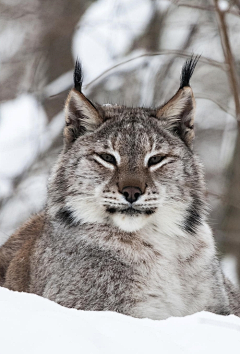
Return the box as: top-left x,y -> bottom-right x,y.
1,57 -> 240,320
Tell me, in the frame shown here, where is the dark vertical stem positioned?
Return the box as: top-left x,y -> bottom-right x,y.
214,0 -> 240,126
214,0 -> 240,281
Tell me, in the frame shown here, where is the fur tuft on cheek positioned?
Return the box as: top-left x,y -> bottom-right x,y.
65,196 -> 106,224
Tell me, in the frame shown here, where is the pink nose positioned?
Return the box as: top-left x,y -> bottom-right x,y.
121,186 -> 142,203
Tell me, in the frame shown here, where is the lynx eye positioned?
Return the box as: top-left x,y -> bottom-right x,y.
148,155 -> 165,167
99,153 -> 116,165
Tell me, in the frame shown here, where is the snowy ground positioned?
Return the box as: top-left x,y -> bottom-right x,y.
1,2 -> 240,351
1,287 -> 240,354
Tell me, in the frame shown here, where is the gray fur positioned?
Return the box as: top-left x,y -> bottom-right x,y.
5,59 -> 240,319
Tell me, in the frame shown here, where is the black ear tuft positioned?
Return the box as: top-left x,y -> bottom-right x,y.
180,55 -> 200,89
74,58 -> 83,93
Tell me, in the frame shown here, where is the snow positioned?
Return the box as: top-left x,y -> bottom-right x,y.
218,1 -> 229,12
0,104 -> 64,242
1,5 -> 240,348
0,95 -> 65,201
1,287 -> 240,353
0,95 -> 47,198
0,24 -> 26,62
72,0 -> 153,83
44,71 -> 73,97
221,255 -> 239,287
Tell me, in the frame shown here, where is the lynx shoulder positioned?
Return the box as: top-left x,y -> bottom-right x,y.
1,56 -> 240,319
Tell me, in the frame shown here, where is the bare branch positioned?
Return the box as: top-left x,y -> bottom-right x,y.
170,0 -> 240,17
207,191 -> 240,210
195,94 -> 236,119
214,0 -> 240,126
84,50 -> 227,90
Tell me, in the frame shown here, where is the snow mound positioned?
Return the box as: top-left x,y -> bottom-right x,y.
1,287 -> 240,353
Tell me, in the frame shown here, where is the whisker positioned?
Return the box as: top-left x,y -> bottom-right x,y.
103,204 -> 128,207
135,203 -> 159,207
66,196 -> 95,201
103,203 -> 128,207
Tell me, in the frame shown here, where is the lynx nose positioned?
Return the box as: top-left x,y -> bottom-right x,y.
121,186 -> 142,203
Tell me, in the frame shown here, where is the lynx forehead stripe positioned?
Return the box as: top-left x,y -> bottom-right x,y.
1,56 -> 240,321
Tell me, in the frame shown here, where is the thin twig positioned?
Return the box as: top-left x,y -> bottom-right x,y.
207,191 -> 240,209
195,94 -> 236,119
84,50 -> 227,90
170,0 -> 240,17
214,0 -> 240,126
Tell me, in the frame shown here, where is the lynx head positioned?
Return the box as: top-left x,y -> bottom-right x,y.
48,56 -> 207,236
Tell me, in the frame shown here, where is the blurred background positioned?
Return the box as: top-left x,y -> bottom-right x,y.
0,0 -> 240,284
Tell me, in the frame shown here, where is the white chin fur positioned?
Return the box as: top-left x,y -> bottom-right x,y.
112,213 -> 149,232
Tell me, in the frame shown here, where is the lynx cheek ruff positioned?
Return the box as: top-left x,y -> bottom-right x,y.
1,56 -> 240,319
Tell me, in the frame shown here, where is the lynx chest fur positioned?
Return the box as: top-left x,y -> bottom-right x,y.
2,57 -> 240,319
31,219 -> 221,320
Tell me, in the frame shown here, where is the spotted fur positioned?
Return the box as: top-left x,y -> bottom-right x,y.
1,57 -> 240,319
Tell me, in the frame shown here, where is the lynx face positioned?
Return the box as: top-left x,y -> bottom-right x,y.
49,57 -> 206,235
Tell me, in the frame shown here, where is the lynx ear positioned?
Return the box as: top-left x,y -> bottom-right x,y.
157,56 -> 199,147
64,60 -> 102,148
